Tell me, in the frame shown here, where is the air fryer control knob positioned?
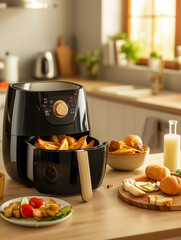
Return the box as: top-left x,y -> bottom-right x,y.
53,100 -> 68,118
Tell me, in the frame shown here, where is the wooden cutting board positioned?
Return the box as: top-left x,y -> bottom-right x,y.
118,175 -> 181,211
56,37 -> 77,77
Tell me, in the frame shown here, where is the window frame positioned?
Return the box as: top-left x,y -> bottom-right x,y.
124,0 -> 181,69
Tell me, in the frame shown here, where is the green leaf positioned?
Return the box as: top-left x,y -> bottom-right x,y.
176,169 -> 181,175
76,50 -> 102,66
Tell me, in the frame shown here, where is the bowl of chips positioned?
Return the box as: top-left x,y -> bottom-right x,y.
107,135 -> 149,171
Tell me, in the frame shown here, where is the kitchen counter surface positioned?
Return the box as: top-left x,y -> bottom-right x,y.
1,153 -> 181,240
61,77 -> 181,115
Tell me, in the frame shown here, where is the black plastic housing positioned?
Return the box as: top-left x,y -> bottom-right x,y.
25,137 -> 108,194
3,81 -> 90,186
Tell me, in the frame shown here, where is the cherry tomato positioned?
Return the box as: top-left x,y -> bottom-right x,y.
21,204 -> 34,218
29,197 -> 46,208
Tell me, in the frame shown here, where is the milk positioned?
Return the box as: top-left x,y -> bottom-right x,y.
164,120 -> 180,172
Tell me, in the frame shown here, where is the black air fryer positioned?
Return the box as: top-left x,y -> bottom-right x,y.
2,81 -> 107,200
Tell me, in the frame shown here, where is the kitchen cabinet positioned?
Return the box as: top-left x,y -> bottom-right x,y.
87,95 -> 181,150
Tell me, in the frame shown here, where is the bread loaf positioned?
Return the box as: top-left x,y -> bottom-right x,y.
124,135 -> 143,150
145,164 -> 170,181
160,176 -> 181,195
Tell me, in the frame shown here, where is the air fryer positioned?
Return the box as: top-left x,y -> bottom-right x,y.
2,81 -> 108,200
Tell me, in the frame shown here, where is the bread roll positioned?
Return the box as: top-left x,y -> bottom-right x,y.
145,164 -> 170,181
160,176 -> 181,195
124,135 -> 143,150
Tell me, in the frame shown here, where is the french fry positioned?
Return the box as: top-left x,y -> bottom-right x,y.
58,138 -> 69,150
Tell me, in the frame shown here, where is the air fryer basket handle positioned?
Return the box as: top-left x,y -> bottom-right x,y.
77,150 -> 93,202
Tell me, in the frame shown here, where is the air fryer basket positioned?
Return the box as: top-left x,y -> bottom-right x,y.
25,136 -> 108,195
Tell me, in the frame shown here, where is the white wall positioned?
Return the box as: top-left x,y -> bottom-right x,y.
0,0 -> 181,91
0,0 -> 75,81
74,0 -> 102,52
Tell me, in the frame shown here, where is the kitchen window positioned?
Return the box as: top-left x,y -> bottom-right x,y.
125,0 -> 181,69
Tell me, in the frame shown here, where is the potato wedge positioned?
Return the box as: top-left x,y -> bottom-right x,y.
37,138 -> 60,150
69,136 -> 87,150
111,148 -> 136,154
4,206 -> 13,218
34,141 -> 39,148
12,209 -> 21,219
108,140 -> 126,152
39,205 -> 48,218
58,138 -> 69,150
57,135 -> 67,142
33,208 -> 43,221
49,135 -> 60,143
86,140 -> 95,148
57,135 -> 76,145
66,136 -> 77,145
48,198 -> 56,204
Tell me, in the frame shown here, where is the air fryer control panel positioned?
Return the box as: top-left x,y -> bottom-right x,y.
38,91 -> 78,125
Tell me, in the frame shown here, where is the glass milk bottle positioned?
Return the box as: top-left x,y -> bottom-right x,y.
164,120 -> 180,172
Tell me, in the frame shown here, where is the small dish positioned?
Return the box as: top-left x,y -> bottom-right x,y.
107,145 -> 149,171
0,196 -> 72,227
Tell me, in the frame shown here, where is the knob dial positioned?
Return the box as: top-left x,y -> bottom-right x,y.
53,100 -> 68,118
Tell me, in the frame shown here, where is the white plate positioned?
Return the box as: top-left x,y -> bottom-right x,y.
0,196 -> 72,227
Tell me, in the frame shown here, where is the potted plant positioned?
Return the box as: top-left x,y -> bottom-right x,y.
120,39 -> 141,65
148,51 -> 160,70
109,32 -> 127,41
76,49 -> 102,79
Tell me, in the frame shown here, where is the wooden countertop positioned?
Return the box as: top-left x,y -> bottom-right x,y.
2,77 -> 181,114
60,77 -> 181,115
1,153 -> 181,240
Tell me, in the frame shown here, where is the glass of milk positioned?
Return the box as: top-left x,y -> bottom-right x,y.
164,120 -> 180,172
